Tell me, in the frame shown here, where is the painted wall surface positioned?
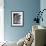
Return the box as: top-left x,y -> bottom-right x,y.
4,0 -> 40,42
40,0 -> 46,27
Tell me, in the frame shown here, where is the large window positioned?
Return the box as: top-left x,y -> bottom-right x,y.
0,8 -> 4,42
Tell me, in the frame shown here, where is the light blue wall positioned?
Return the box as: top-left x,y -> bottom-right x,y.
40,0 -> 46,27
4,0 -> 40,42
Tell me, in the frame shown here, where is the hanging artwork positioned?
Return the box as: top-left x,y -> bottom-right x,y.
11,11 -> 24,27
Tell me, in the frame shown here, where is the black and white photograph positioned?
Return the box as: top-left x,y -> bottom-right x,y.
11,11 -> 24,26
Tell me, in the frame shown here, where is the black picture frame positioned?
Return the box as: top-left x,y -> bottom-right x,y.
11,11 -> 24,27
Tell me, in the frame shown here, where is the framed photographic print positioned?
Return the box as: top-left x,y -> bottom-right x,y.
11,11 -> 24,27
